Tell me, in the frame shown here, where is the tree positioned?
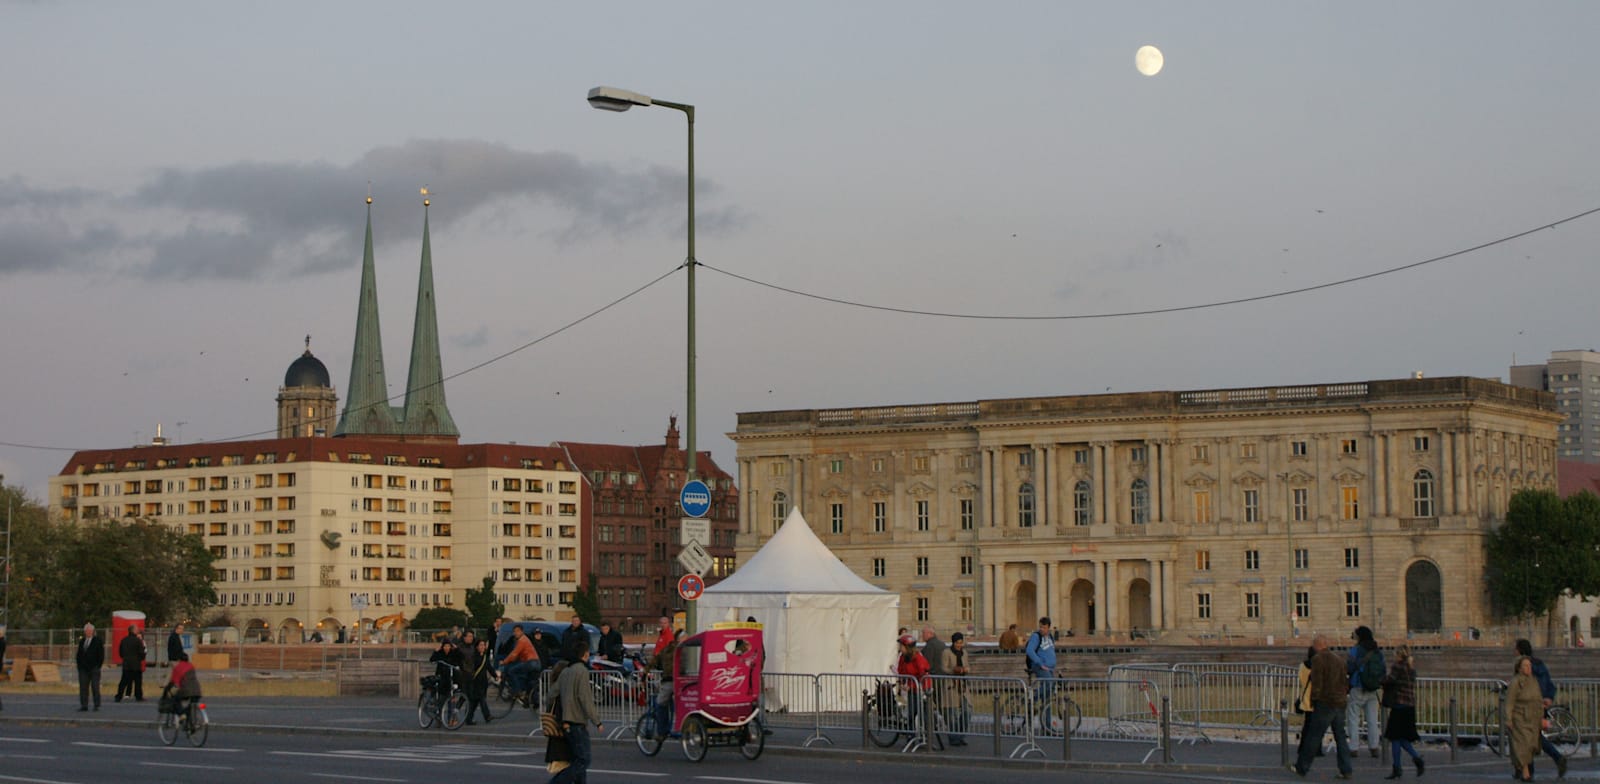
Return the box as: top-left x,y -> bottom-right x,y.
464,574 -> 505,631
412,606 -> 469,633
1486,489 -> 1600,624
569,574 -> 602,625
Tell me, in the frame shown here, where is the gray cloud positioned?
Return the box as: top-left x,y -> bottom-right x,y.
0,139 -> 748,280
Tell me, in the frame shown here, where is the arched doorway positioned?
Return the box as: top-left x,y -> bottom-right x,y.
1571,616 -> 1581,647
1069,579 -> 1095,636
245,618 -> 270,643
1405,561 -> 1443,633
1013,580 -> 1038,631
1126,578 -> 1152,635
278,617 -> 303,643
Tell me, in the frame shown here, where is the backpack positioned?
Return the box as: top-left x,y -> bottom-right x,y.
1023,632 -> 1043,674
1358,649 -> 1385,692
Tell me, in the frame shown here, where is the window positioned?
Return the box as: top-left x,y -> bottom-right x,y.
1242,489 -> 1260,523
1196,593 -> 1212,620
830,503 -> 845,535
1291,440 -> 1308,457
1340,485 -> 1360,520
1413,435 -> 1431,452
1195,550 -> 1211,571
1074,448 -> 1090,464
1344,547 -> 1359,569
1292,488 -> 1309,522
872,501 -> 887,533
1344,590 -> 1361,618
871,458 -> 885,473
1073,481 -> 1092,526
1294,591 -> 1311,619
958,595 -> 973,622
1341,438 -> 1358,456
1192,490 -> 1213,524
872,558 -> 886,578
1192,443 -> 1209,462
1240,442 -> 1258,460
1130,479 -> 1149,524
1294,548 -> 1309,570
1018,451 -> 1033,467
1413,470 -> 1435,517
1246,592 -> 1261,619
771,491 -> 789,529
1130,446 -> 1148,463
916,597 -> 929,622
960,555 -> 973,575
960,499 -> 975,530
916,556 -> 929,577
829,459 -> 844,474
916,499 -> 930,531
1245,549 -> 1260,571
770,462 -> 788,476
1017,483 -> 1036,528
912,455 -> 930,473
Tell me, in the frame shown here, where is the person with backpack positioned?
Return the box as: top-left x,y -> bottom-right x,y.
1345,625 -> 1385,758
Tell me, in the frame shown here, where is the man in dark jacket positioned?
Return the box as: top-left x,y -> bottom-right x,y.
115,626 -> 146,702
1516,638 -> 1569,777
560,614 -> 587,663
167,624 -> 186,665
76,622 -> 105,711
598,621 -> 625,664
1292,634 -> 1352,778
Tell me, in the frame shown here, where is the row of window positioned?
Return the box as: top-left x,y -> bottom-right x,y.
1014,471 -> 1441,526
1195,589 -> 1364,621
869,554 -> 975,579
1197,546 -> 1362,571
907,595 -> 975,623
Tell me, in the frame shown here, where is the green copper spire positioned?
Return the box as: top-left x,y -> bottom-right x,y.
335,199 -> 400,436
402,197 -> 459,437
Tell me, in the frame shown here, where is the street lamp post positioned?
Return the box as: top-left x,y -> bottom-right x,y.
587,86 -> 698,481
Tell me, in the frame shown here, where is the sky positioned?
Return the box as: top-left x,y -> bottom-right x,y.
3,2 -> 1599,500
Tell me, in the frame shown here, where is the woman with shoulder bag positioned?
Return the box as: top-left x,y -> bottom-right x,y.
1380,646 -> 1425,779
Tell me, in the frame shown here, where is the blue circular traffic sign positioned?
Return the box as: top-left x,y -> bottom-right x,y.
680,479 -> 712,518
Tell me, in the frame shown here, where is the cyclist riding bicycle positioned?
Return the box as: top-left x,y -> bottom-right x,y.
500,625 -> 540,701
895,634 -> 932,728
1024,616 -> 1059,723
163,652 -> 202,717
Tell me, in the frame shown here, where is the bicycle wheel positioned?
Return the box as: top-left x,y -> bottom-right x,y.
865,695 -> 903,747
635,712 -> 664,757
740,717 -> 766,760
418,692 -> 439,729
1481,707 -> 1504,756
1547,706 -> 1580,757
491,681 -> 520,718
1041,691 -> 1083,736
442,692 -> 468,730
998,693 -> 1030,736
681,715 -> 708,762
158,711 -> 179,745
185,708 -> 209,747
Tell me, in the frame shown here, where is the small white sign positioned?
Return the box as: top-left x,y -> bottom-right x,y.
677,539 -> 714,578
352,595 -> 369,611
680,517 -> 711,548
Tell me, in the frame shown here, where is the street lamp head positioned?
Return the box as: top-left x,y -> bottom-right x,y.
588,85 -> 653,112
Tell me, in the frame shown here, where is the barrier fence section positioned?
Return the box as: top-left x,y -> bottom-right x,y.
1176,662 -> 1299,733
1106,664 -> 1205,742
761,672 -> 828,746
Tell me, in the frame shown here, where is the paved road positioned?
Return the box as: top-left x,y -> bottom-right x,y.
0,693 -> 1588,782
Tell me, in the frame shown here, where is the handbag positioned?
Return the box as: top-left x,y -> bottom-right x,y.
540,694 -> 564,738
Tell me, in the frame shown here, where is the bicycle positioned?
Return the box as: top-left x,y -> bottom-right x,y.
1477,685 -> 1580,758
999,676 -> 1083,737
635,680 -> 673,757
491,670 -> 540,718
864,680 -> 945,751
418,662 -> 467,730
157,693 -> 209,747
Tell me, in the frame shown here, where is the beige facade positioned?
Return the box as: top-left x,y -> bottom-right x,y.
731,377 -> 1561,641
49,438 -> 587,641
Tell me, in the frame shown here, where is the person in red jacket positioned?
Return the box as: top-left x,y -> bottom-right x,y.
895,634 -> 931,729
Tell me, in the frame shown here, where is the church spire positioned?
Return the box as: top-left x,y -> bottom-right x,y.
402,189 -> 459,438
335,196 -> 400,436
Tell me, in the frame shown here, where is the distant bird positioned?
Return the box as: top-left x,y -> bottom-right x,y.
1155,243 -> 1162,248
1011,233 -> 1017,237
1315,209 -> 1324,214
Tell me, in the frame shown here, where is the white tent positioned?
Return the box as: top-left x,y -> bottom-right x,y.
698,508 -> 899,685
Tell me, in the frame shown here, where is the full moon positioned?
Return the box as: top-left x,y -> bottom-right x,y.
1135,45 -> 1164,76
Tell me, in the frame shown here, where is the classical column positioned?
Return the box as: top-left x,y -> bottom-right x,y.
1439,430 -> 1455,516
1095,442 -> 1110,525
1150,558 -> 1165,631
1040,561 -> 1053,622
1094,561 -> 1109,634
1371,432 -> 1386,519
739,458 -> 754,534
1105,443 -> 1119,526
1216,437 -> 1231,522
981,447 -> 996,528
1452,429 -> 1468,516
1104,560 -> 1120,634
987,563 -> 999,633
1383,432 -> 1397,517
1039,445 -> 1051,528
1151,440 -> 1165,522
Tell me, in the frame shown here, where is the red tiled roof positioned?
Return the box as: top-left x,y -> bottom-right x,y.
58,437 -> 573,475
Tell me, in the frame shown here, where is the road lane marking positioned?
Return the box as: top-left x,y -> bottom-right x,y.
0,775 -> 86,784
140,762 -> 230,771
0,738 -> 50,744
0,756 -> 57,761
72,741 -> 240,753
698,777 -> 814,784
271,751 -> 449,764
310,775 -> 406,783
482,763 -> 667,776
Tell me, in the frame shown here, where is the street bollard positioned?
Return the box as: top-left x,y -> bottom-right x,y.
860,690 -> 870,749
1280,699 -> 1291,769
993,692 -> 1002,757
1448,697 -> 1458,763
1161,695 -> 1173,763
1591,697 -> 1598,759
1062,697 -> 1073,761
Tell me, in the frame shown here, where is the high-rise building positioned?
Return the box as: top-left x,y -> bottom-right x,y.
1510,350 -> 1600,462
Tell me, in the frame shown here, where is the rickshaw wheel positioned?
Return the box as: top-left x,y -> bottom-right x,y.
739,717 -> 765,760
681,716 -> 709,762
635,713 -> 664,757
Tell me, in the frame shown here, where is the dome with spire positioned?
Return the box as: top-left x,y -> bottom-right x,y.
284,336 -> 332,388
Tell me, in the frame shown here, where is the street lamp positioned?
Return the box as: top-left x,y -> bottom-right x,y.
587,85 -> 699,480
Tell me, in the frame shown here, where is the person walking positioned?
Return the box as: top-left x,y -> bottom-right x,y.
942,632 -> 971,746
1291,634 -> 1354,778
167,624 -> 186,665
920,626 -> 956,746
114,626 -> 146,702
463,637 -> 494,726
1346,625 -> 1385,758
549,637 -> 602,784
1515,638 -> 1569,778
1508,655 -> 1544,782
75,622 -> 105,712
1380,646 -> 1425,779
999,623 -> 1022,653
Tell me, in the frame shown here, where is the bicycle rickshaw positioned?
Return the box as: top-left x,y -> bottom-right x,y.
636,623 -> 765,762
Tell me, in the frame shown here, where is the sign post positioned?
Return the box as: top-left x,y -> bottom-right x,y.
352,594 -> 368,659
680,480 -> 712,633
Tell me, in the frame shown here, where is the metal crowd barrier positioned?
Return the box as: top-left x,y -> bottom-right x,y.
1179,663 -> 1299,732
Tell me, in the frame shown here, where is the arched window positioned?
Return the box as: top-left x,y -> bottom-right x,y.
771,491 -> 789,530
1018,482 -> 1036,528
1130,479 -> 1149,524
1073,481 -> 1093,526
1412,470 -> 1435,518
